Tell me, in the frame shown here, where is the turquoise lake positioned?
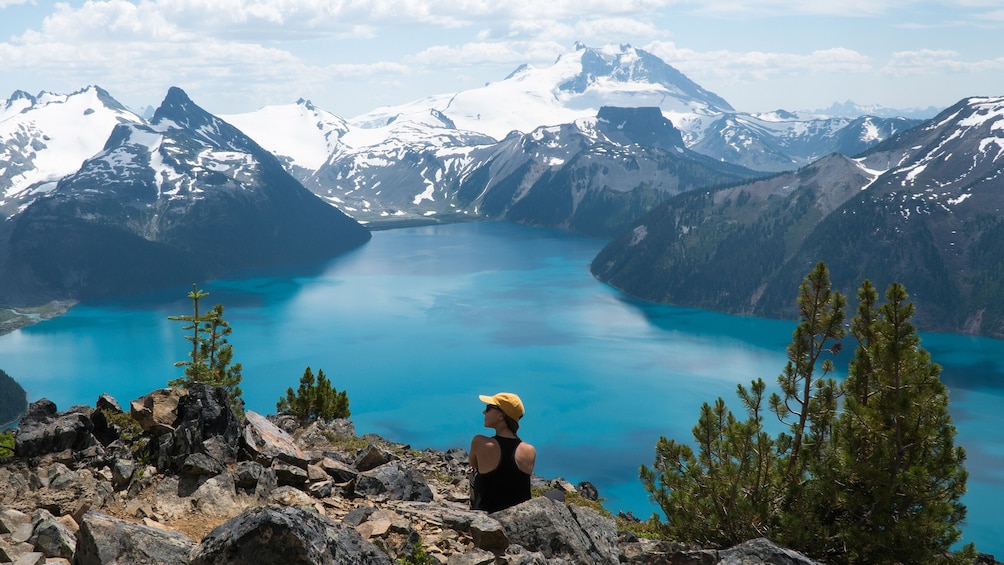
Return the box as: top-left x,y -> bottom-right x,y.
1,221 -> 1001,555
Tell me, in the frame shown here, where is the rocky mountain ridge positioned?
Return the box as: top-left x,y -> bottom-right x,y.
0,87 -> 370,307
0,384 -> 851,565
591,96 -> 1004,337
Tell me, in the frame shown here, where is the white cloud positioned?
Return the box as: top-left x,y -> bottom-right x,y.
645,40 -> 872,84
410,41 -> 566,67
884,49 -> 1004,76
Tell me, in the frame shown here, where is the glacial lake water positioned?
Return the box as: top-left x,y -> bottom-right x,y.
1,221 -> 1001,555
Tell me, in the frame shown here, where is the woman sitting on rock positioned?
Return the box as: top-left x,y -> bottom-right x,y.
469,392 -> 536,513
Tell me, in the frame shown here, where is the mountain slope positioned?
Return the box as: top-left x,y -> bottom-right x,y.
591,96 -> 1004,337
455,106 -> 761,237
691,112 -> 922,172
0,86 -> 143,219
0,87 -> 370,304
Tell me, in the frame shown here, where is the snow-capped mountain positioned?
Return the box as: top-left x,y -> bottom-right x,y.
0,86 -> 143,218
692,111 -> 922,172
305,107 -> 496,221
220,99 -> 350,176
350,42 -> 733,143
215,43 -> 911,227
591,96 -> 1004,337
0,87 -> 369,304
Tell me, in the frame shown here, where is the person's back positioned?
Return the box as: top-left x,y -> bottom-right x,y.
471,435 -> 531,512
469,392 -> 536,513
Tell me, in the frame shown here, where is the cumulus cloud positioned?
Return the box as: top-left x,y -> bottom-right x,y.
883,49 -> 1004,76
410,41 -> 566,67
645,40 -> 873,84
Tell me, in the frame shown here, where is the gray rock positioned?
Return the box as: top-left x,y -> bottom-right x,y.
74,510 -> 195,565
354,444 -> 398,472
180,453 -> 224,476
447,548 -> 496,565
319,456 -> 358,483
272,460 -> 309,486
95,394 -> 122,413
0,508 -> 30,535
718,538 -> 822,565
14,400 -> 96,459
189,505 -> 394,565
469,513 -> 508,553
111,459 -> 136,489
243,410 -> 308,468
493,497 -> 619,564
353,461 -> 433,502
12,552 -> 46,565
28,509 -> 75,559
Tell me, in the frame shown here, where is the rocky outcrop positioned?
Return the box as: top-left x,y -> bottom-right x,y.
189,505 -> 393,565
74,510 -> 195,565
0,386 -> 929,565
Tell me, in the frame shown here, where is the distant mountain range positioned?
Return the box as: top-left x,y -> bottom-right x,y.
592,96 -> 1004,337
6,43 -> 1003,338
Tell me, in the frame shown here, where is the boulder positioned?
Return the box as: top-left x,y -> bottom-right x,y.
129,388 -> 187,435
353,461 -> 433,502
0,509 -> 30,535
718,538 -> 823,565
28,509 -> 75,559
154,384 -> 240,473
74,510 -> 196,565
493,497 -> 619,564
319,456 -> 358,483
233,460 -> 277,497
354,444 -> 398,472
188,505 -> 394,565
14,400 -> 96,459
469,513 -> 508,554
243,410 -> 308,468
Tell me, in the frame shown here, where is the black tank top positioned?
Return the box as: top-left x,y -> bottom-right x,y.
471,435 -> 531,513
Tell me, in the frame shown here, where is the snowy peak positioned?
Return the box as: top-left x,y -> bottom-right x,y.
0,85 -> 144,208
221,98 -> 351,172
558,44 -> 734,113
351,42 -> 735,141
152,86 -> 260,155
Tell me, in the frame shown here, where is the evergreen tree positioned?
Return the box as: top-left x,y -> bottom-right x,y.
640,264 -> 974,562
831,281 -> 970,563
768,261 -> 845,480
640,379 -> 780,546
169,284 -> 244,412
276,366 -> 350,423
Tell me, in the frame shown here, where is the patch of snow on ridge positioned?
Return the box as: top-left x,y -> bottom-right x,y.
629,225 -> 648,246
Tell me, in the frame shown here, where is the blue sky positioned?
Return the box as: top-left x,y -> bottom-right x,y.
1,0 -> 1002,118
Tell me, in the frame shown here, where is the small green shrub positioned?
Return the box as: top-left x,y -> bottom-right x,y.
397,539 -> 436,565
276,366 -> 350,423
0,430 -> 14,462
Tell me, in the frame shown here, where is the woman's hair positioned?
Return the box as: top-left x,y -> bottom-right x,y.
503,414 -> 520,434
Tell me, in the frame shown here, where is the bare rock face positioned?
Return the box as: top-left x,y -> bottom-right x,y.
189,505 -> 394,565
154,384 -> 241,473
14,399 -> 97,459
718,538 -> 823,565
74,510 -> 196,565
492,496 -> 619,564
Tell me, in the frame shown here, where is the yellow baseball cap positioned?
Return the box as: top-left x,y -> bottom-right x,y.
479,392 -> 525,421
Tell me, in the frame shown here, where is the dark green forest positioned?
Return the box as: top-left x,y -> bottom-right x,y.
0,368 -> 27,425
